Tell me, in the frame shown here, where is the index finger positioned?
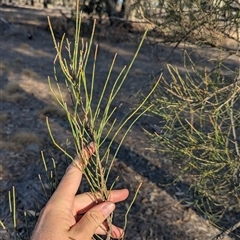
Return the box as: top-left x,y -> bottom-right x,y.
52,142 -> 95,201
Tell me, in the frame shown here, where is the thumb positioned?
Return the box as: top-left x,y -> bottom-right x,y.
69,202 -> 115,239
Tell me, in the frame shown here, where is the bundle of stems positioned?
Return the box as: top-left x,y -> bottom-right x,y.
47,2 -> 159,239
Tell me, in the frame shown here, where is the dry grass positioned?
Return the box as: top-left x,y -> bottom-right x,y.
22,69 -> 38,79
10,131 -> 40,146
0,90 -> 26,102
0,140 -> 21,152
0,82 -> 26,102
1,131 -> 41,152
38,104 -> 66,118
4,82 -> 22,93
19,43 -> 31,50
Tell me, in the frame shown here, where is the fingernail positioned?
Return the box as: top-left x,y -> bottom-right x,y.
101,202 -> 115,218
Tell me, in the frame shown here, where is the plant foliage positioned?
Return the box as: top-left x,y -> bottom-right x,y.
145,52 -> 240,222
46,3 -> 159,239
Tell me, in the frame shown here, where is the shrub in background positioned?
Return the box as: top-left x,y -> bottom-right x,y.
145,52 -> 240,226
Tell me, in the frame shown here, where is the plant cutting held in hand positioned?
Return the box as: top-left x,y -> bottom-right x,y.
47,3 -> 160,240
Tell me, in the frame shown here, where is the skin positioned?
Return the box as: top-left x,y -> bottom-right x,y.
31,142 -> 129,240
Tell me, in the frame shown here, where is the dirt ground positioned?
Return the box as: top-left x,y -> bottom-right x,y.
0,5 -> 239,240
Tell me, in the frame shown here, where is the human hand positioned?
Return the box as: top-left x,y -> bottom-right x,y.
31,142 -> 129,240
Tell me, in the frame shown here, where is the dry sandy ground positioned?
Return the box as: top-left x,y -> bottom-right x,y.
0,5 -> 239,240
